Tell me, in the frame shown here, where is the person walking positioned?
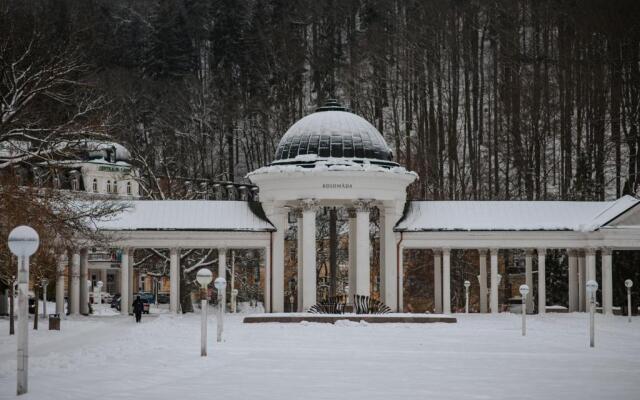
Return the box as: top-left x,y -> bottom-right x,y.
132,295 -> 143,323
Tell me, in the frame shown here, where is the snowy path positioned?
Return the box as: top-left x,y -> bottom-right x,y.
1,313 -> 639,400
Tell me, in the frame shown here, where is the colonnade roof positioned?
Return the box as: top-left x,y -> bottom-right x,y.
95,200 -> 274,232
396,195 -> 639,232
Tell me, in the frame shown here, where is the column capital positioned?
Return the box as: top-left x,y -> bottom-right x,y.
525,249 -> 535,256
567,249 -> 578,257
353,199 -> 374,212
441,248 -> 451,256
600,247 -> 612,256
478,249 -> 488,256
218,247 -> 228,253
537,248 -> 547,256
292,207 -> 303,219
300,198 -> 319,211
584,248 -> 597,256
68,246 -> 81,255
489,248 -> 499,255
433,249 -> 443,256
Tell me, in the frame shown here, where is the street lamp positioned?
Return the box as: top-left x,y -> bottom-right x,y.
289,277 -> 297,312
196,268 -> 213,356
625,279 -> 633,323
519,284 -> 530,336
8,225 -> 39,396
214,277 -> 227,343
40,278 -> 49,320
153,277 -> 159,306
586,280 -> 598,348
463,280 -> 471,314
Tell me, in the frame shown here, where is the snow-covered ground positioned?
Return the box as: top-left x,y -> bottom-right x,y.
0,312 -> 639,400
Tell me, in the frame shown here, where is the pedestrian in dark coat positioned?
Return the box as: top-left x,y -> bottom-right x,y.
132,296 -> 143,323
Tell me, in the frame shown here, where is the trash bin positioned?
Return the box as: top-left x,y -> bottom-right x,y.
49,314 -> 60,330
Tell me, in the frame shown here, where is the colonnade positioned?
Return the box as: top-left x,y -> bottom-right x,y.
422,247 -> 616,315
281,199 -> 402,312
56,246 -> 247,316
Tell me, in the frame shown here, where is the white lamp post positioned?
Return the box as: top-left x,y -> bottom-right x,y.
586,280 -> 598,348
8,225 -> 39,396
40,278 -> 48,319
196,268 -> 213,356
519,284 -> 530,336
96,281 -> 103,310
214,277 -> 227,343
625,279 -> 633,323
463,280 -> 471,314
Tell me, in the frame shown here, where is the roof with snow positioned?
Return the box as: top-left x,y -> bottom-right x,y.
95,200 -> 274,232
396,195 -> 640,232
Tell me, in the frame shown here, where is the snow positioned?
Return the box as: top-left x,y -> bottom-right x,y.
247,158 -> 417,178
397,195 -> 639,232
94,200 -> 274,232
1,313 -> 639,399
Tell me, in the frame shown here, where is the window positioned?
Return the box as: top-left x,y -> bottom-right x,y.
126,182 -> 132,195
113,180 -> 118,194
92,179 -> 98,193
106,180 -> 111,193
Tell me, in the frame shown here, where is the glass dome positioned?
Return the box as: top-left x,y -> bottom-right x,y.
272,100 -> 396,167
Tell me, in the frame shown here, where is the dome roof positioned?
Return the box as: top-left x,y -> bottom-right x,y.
272,100 -> 396,167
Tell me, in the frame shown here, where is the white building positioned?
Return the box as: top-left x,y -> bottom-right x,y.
57,100 -> 640,317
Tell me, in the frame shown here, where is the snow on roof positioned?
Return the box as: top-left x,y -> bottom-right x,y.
396,195 -> 639,232
248,158 -> 417,178
95,200 -> 274,232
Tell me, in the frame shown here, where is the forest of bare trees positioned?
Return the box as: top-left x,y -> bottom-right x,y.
2,0 -> 640,201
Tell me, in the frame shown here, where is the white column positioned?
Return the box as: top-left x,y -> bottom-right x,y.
128,252 -> 134,314
380,204 -> 400,311
301,200 -> 317,310
398,245 -> 404,311
538,248 -> 546,315
490,248 -> 499,314
602,248 -> 613,315
80,249 -> 89,315
348,209 -> 357,305
169,248 -> 179,313
70,249 -> 80,316
578,251 -> 586,311
100,269 -> 108,287
263,244 -> 271,313
120,248 -> 130,315
525,249 -> 534,312
442,249 -> 451,314
355,200 -> 371,297
218,248 -> 227,313
434,250 -> 442,314
479,249 -> 488,313
568,250 -> 579,312
296,210 -> 304,311
586,248 -> 596,282
271,209 -> 287,312
56,255 -> 66,315
218,248 -> 227,280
